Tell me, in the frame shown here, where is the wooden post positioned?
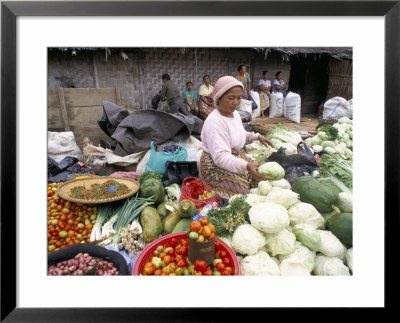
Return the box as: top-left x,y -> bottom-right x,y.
57,87 -> 70,131
92,52 -> 100,88
115,87 -> 122,106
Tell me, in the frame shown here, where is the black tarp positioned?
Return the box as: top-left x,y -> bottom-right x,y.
98,101 -> 203,156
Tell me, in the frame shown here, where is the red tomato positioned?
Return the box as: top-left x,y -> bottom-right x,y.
177,258 -> 187,268
167,249 -> 175,257
164,255 -> 172,265
154,269 -> 162,276
194,259 -> 208,272
219,251 -> 227,258
170,237 -> 178,248
189,221 -> 202,232
179,239 -> 189,246
225,267 -> 233,274
194,271 -> 203,276
216,262 -> 225,272
159,252 -> 166,260
175,254 -> 183,262
208,232 -> 216,241
223,257 -> 231,267
203,268 -> 213,276
199,217 -> 208,225
215,241 -> 223,251
206,223 -> 215,233
215,251 -> 221,259
221,269 -> 231,276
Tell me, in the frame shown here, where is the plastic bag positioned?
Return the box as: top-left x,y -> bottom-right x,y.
250,90 -> 261,119
283,92 -> 301,124
179,176 -> 221,210
162,161 -> 199,187
48,131 -> 82,163
323,97 -> 353,120
267,142 -> 319,185
145,142 -> 187,174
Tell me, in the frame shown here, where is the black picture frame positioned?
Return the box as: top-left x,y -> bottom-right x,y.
1,0 -> 398,321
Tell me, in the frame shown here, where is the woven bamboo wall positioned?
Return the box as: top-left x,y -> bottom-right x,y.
326,58 -> 353,100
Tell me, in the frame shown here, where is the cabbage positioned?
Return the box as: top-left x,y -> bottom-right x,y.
317,230 -> 346,259
265,187 -> 299,209
313,255 -> 351,276
258,181 -> 272,195
249,202 -> 290,233
219,235 -> 232,248
265,228 -> 296,256
250,187 -> 261,195
317,131 -> 327,140
321,141 -> 335,149
325,147 -> 336,154
231,224 -> 266,255
344,148 -> 353,160
258,162 -> 285,181
338,117 -> 352,124
270,178 -> 291,190
245,193 -> 268,207
279,242 -> 316,275
311,136 -> 322,145
292,224 -> 321,251
240,251 -> 281,276
312,145 -> 323,153
305,137 -> 313,147
228,194 -> 245,204
346,248 -> 353,272
335,143 -> 347,154
338,192 -> 353,213
279,142 -> 297,155
288,202 -> 325,229
266,124 -> 302,147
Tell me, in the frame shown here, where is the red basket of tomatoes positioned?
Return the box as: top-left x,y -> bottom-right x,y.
132,232 -> 240,276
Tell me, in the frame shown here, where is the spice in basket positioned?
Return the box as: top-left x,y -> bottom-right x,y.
69,179 -> 131,200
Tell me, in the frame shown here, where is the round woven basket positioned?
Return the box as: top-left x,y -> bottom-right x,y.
57,176 -> 140,204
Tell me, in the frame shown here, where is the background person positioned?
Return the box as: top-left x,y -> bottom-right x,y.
200,76 -> 273,201
258,70 -> 271,117
158,74 -> 191,115
271,71 -> 288,97
182,81 -> 199,116
235,64 -> 251,99
198,75 -> 216,119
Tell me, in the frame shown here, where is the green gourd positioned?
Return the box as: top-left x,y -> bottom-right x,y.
162,212 -> 181,234
172,218 -> 192,233
292,176 -> 340,213
140,206 -> 162,242
326,213 -> 353,247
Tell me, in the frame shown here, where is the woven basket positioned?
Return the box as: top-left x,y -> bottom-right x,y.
57,176 -> 139,204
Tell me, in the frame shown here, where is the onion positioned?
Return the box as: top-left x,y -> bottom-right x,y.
78,263 -> 84,270
85,256 -> 92,264
97,270 -> 104,275
75,269 -> 83,275
98,261 -> 103,268
107,263 -> 113,269
89,259 -> 96,266
73,260 -> 79,267
68,260 -> 74,267
83,253 -> 89,258
68,266 -> 76,272
115,271 -> 119,275
63,269 -> 69,275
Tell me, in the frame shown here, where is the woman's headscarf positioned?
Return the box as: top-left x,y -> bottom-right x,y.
211,76 -> 244,105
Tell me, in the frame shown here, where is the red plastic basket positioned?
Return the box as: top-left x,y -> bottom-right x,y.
132,232 -> 240,276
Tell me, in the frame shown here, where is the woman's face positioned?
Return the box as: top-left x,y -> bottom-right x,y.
187,83 -> 193,91
277,73 -> 283,80
204,76 -> 210,85
218,87 -> 242,116
264,73 -> 269,80
240,66 -> 246,74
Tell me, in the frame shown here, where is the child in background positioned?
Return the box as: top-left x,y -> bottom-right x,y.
182,81 -> 199,116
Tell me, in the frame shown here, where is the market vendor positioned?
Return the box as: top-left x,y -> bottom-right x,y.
198,75 -> 216,120
258,70 -> 271,117
235,65 -> 251,99
159,74 -> 191,116
271,71 -> 288,97
200,76 -> 274,200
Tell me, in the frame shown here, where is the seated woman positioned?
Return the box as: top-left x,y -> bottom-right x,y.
200,76 -> 274,201
198,75 -> 216,120
235,64 -> 251,99
258,70 -> 271,117
271,71 -> 288,97
182,81 -> 199,116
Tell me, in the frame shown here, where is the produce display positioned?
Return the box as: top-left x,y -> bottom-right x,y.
48,252 -> 119,276
48,183 -> 97,252
48,116 -> 353,276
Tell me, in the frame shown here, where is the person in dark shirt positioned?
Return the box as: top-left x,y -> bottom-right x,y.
159,74 -> 191,115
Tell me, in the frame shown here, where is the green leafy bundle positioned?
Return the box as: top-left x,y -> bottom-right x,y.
138,171 -> 163,185
318,125 -> 339,141
319,153 -> 353,190
207,196 -> 251,236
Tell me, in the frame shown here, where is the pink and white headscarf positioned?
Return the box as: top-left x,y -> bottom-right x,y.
211,76 -> 244,105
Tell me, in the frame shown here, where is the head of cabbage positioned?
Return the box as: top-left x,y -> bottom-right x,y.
264,228 -> 296,256
279,242 -> 316,275
317,229 -> 346,259
249,202 -> 290,233
258,180 -> 272,195
338,192 -> 353,213
265,187 -> 299,209
292,224 -> 321,251
258,162 -> 285,181
270,178 -> 291,190
240,251 -> 281,276
313,255 -> 350,276
288,202 -> 325,229
231,224 -> 266,256
345,248 -> 353,272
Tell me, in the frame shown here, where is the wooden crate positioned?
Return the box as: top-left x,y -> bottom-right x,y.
251,115 -> 319,135
48,87 -> 123,150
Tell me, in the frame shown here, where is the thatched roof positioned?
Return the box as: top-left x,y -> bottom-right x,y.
254,47 -> 352,61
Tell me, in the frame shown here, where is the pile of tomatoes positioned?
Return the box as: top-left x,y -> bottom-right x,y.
188,218 -> 215,242
48,182 -> 97,252
141,236 -> 235,276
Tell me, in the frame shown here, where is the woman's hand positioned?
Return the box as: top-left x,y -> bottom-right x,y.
246,161 -> 265,181
258,134 -> 274,148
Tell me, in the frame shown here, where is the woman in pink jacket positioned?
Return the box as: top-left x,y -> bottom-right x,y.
200,76 -> 273,200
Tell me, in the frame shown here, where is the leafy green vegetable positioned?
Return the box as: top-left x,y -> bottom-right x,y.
318,125 -> 339,141
207,195 -> 251,236
138,171 -> 163,185
319,154 -> 353,190
266,124 -> 302,147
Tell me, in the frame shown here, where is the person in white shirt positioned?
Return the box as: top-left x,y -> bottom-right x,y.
258,70 -> 271,117
271,71 -> 288,97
